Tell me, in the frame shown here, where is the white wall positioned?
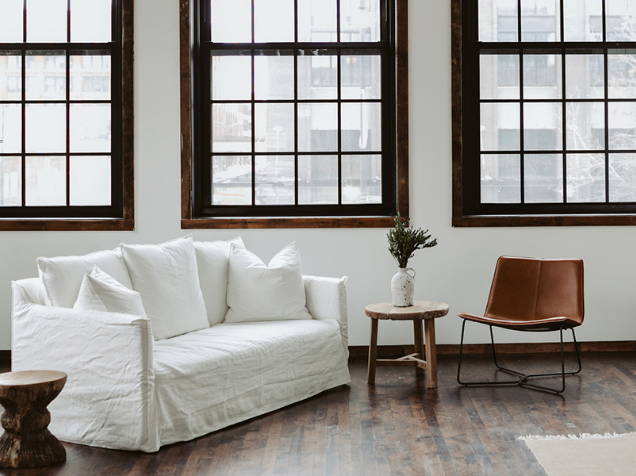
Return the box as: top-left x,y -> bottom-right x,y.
2,0 -> 635,350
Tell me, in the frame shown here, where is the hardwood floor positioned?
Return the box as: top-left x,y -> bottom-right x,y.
1,352 -> 635,476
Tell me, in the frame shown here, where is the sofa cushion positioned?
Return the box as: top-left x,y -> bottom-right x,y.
73,266 -> 147,316
194,237 -> 244,326
37,248 -> 133,308
121,236 -> 209,340
225,242 -> 312,323
152,319 -> 350,445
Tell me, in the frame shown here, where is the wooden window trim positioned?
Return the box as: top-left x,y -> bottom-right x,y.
180,0 -> 408,229
452,0 -> 636,227
0,0 -> 134,232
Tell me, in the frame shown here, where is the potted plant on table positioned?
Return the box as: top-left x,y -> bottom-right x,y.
387,215 -> 438,307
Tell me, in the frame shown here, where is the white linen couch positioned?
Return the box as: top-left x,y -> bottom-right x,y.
11,274 -> 350,452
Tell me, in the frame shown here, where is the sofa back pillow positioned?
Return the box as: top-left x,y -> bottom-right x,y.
194,237 -> 244,326
225,242 -> 312,323
74,266 -> 147,316
37,248 -> 133,308
121,236 -> 209,340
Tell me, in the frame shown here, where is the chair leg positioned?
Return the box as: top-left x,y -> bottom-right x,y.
457,321 -> 583,396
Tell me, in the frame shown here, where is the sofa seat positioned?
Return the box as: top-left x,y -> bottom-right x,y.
152,319 -> 350,448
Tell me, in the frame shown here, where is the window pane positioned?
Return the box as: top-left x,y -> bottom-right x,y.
212,155 -> 252,205
255,103 -> 294,152
0,53 -> 22,101
212,104 -> 252,153
525,154 -> 563,203
298,103 -> 338,152
254,56 -> 294,100
70,104 -> 111,153
609,102 -> 636,150
341,102 -> 381,152
610,153 -> 636,202
566,153 -> 605,202
521,0 -> 560,42
0,0 -> 24,42
0,157 -> 22,206
524,103 -> 562,150
26,104 -> 65,153
566,54 -> 604,99
211,0 -> 251,43
480,103 -> 520,151
523,54 -> 561,99
479,0 -> 518,42
342,154 -> 381,204
255,155 -> 294,205
298,55 -> 338,100
563,0 -> 603,41
212,55 -> 251,101
341,55 -> 381,100
25,52 -> 66,100
71,0 -> 111,42
298,0 -> 337,42
27,0 -> 67,43
254,0 -> 294,42
70,54 -> 111,100
70,155 -> 110,206
298,155 -> 338,204
25,156 -> 66,206
608,53 -> 636,99
480,54 -> 519,100
0,105 -> 22,153
606,0 -> 636,41
480,154 -> 521,203
340,0 -> 380,42
566,102 -> 605,151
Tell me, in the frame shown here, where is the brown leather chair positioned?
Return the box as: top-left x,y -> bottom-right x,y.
457,256 -> 584,395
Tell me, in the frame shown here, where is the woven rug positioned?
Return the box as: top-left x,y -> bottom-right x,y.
521,433 -> 636,476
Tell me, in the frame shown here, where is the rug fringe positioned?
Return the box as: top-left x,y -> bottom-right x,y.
519,432 -> 636,441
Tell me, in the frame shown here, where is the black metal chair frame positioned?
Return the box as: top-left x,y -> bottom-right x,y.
456,320 -> 582,396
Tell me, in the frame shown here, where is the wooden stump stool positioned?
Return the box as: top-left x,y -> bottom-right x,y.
0,371 -> 67,469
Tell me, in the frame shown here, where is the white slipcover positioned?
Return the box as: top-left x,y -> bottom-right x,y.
11,275 -> 350,452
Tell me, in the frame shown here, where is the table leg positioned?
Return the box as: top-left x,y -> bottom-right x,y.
424,319 -> 438,389
368,319 -> 378,384
413,320 -> 424,375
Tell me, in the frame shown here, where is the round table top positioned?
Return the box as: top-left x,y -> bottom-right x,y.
0,371 -> 67,388
365,301 -> 449,320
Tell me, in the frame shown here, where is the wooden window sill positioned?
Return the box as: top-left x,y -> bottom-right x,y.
0,219 -> 134,232
453,214 -> 636,227
181,216 -> 397,229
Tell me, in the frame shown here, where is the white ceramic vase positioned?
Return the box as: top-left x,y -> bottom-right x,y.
391,267 -> 415,307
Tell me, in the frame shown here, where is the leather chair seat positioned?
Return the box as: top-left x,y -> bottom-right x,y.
458,312 -> 582,331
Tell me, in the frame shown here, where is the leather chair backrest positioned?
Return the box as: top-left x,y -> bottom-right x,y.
485,257 -> 584,324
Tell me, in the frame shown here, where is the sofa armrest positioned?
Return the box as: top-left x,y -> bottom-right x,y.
303,275 -> 349,347
11,297 -> 156,451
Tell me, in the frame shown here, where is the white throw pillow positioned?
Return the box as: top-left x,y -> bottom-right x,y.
194,237 -> 244,326
74,266 -> 146,316
121,236 -> 209,340
225,242 -> 312,323
37,248 -> 133,308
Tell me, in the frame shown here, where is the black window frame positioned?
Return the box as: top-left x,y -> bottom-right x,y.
453,0 -> 636,227
0,0 -> 133,230
186,0 -> 403,223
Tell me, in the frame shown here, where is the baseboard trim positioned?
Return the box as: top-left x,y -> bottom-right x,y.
349,341 -> 636,358
0,350 -> 10,366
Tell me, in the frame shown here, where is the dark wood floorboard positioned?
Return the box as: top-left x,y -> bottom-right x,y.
1,352 -> 635,476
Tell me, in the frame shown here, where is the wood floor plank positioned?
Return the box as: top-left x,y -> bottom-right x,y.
0,353 -> 635,475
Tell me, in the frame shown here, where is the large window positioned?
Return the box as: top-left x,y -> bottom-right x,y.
181,0 -> 408,228
0,0 -> 133,230
453,0 -> 636,226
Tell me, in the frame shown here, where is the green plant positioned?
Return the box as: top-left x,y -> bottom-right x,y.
387,214 -> 438,268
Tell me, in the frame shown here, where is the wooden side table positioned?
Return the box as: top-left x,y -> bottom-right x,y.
365,301 -> 449,389
0,370 -> 67,469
